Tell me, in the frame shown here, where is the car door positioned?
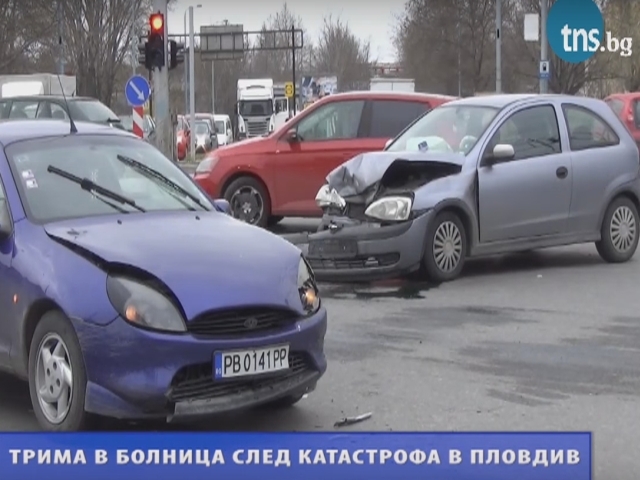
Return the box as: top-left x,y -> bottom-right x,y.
561,103 -> 628,233
273,99 -> 366,213
477,103 -> 572,243
0,174 -> 12,366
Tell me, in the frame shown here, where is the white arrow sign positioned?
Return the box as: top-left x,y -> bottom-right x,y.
130,82 -> 145,100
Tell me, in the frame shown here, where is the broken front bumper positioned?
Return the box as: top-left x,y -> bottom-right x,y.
304,211 -> 434,282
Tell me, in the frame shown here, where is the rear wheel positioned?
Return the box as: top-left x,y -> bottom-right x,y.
422,211 -> 467,282
28,311 -> 90,431
596,196 -> 639,263
223,176 -> 271,228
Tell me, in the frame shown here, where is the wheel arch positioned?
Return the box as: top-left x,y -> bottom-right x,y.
19,298 -> 64,378
598,189 -> 640,230
433,200 -> 476,255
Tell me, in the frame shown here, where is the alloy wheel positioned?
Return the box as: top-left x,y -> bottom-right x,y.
432,220 -> 463,272
230,186 -> 264,224
35,333 -> 74,425
610,205 -> 637,253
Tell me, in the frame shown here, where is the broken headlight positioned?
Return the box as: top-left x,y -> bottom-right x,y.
315,184 -> 346,208
365,196 -> 412,221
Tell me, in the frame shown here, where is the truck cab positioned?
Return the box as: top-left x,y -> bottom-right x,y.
236,79 -> 275,139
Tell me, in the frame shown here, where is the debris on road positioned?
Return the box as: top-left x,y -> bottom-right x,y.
334,412 -> 373,428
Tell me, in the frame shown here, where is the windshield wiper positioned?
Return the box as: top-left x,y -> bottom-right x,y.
116,154 -> 210,211
47,165 -> 145,212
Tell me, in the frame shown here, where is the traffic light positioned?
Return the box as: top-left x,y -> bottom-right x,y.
145,13 -> 165,69
169,40 -> 184,70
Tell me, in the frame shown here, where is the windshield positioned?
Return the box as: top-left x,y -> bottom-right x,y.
6,135 -> 212,223
239,100 -> 273,117
194,122 -> 209,134
215,121 -> 225,133
386,105 -> 499,155
69,100 -> 120,123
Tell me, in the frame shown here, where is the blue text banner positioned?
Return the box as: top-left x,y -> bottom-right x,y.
0,432 -> 591,480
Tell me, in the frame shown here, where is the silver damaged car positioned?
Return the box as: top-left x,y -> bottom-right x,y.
306,94 -> 640,282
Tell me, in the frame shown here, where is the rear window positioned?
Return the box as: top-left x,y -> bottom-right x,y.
369,100 -> 430,138
605,98 -> 625,117
68,100 -> 119,123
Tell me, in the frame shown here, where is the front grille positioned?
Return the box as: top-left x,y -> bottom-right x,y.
187,307 -> 299,337
247,121 -> 268,136
167,352 -> 312,402
308,253 -> 400,270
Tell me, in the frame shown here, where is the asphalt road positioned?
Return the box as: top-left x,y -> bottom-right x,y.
0,217 -> 637,478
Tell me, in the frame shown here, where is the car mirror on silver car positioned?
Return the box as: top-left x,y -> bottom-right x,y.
315,184 -> 346,208
487,143 -> 515,164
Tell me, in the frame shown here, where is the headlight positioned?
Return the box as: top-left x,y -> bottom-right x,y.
315,184 -> 346,208
364,196 -> 412,221
195,155 -> 219,174
106,276 -> 186,332
298,257 -> 320,314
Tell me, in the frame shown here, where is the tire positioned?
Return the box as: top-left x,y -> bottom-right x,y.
28,311 -> 90,431
223,176 -> 271,228
261,393 -> 304,409
422,211 -> 467,282
596,196 -> 639,263
267,216 -> 284,227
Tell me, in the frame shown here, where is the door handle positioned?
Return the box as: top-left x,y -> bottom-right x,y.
556,166 -> 568,179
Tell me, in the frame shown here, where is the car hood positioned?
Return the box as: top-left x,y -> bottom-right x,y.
43,213 -> 304,319
325,150 -> 465,199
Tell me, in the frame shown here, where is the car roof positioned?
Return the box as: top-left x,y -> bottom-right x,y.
0,119 -> 134,146
213,114 -> 230,120
1,95 -> 99,103
605,92 -> 640,101
317,91 -> 458,104
443,93 -> 606,109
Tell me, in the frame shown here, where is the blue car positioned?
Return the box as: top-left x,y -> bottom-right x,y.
0,119 -> 327,431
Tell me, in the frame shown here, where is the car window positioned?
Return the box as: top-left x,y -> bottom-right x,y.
633,100 -> 640,127
487,105 -> 561,161
0,101 -> 10,119
9,101 -> 39,119
5,135 -> 211,223
68,100 -> 119,122
295,100 -> 365,141
50,102 -> 69,120
562,103 -> 620,151
606,98 -> 625,117
369,100 -> 430,138
0,173 -> 8,229
194,122 -> 210,134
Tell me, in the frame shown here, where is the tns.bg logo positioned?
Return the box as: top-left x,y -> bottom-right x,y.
547,0 -> 633,63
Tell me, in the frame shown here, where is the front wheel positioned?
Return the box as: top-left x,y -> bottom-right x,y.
28,311 -> 90,431
422,211 -> 467,282
223,176 -> 271,228
596,196 -> 639,263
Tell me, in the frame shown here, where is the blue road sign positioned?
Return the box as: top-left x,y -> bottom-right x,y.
125,75 -> 151,107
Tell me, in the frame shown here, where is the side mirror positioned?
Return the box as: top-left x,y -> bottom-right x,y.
213,198 -> 231,215
486,143 -> 515,164
384,138 -> 393,149
284,128 -> 298,142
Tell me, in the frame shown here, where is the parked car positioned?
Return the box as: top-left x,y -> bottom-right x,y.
119,114 -> 156,141
0,95 -> 123,130
194,91 -> 456,227
176,115 -> 191,161
307,94 -> 640,282
214,114 -> 233,145
193,120 -> 217,153
0,119 -> 326,431
605,92 -> 640,146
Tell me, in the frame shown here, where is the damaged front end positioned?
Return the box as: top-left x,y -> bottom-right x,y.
306,151 -> 465,281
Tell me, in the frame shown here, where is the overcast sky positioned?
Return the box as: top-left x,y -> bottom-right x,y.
167,0 -> 406,63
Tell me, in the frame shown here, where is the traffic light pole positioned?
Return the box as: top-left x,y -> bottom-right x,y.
151,0 -> 171,159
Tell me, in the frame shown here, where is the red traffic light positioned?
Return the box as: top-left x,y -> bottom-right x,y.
150,13 -> 164,33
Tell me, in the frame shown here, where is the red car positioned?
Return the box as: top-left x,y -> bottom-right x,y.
176,115 -> 191,161
194,91 -> 456,227
605,92 -> 640,146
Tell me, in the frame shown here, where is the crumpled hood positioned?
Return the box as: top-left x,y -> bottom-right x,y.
326,150 -> 465,198
44,213 -> 303,319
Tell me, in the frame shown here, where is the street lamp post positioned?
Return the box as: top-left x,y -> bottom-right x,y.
183,4 -> 202,116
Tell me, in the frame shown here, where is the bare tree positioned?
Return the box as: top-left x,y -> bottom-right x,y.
313,15 -> 371,90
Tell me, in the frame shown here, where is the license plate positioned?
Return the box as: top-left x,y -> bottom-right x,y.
214,345 -> 289,379
308,239 -> 357,258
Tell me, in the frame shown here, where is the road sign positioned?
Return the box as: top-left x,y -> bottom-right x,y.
539,60 -> 550,80
132,106 -> 145,138
125,75 -> 151,107
284,82 -> 294,98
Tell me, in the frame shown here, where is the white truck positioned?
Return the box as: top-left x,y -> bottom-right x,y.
0,74 -> 76,98
369,77 -> 415,93
236,79 -> 275,139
